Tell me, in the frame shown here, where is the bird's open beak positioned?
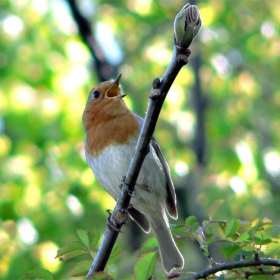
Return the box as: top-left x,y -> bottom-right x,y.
105,74 -> 126,98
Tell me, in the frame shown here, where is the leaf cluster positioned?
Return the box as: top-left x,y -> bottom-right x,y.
21,200 -> 280,280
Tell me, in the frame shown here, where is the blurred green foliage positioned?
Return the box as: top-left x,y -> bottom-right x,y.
1,0 -> 280,279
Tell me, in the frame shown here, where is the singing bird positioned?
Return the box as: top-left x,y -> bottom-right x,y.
82,74 -> 184,273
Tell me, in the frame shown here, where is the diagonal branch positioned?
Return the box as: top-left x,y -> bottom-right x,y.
86,46 -> 191,278
86,3 -> 201,278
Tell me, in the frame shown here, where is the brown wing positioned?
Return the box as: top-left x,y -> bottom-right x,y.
150,136 -> 178,219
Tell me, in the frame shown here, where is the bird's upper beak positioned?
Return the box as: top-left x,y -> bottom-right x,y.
105,74 -> 126,98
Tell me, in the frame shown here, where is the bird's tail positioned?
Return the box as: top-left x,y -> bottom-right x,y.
149,211 -> 184,273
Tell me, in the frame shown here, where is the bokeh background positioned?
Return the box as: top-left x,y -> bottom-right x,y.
1,0 -> 280,279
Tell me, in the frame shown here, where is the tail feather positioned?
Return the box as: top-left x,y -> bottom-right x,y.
150,212 -> 184,273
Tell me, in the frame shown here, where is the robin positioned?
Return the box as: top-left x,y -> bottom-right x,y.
82,74 -> 184,273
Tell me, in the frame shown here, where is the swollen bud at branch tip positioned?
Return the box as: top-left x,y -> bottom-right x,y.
174,3 -> 202,49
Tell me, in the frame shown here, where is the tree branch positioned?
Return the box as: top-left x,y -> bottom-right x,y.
86,45 -> 191,278
86,4 -> 201,278
181,258 -> 280,280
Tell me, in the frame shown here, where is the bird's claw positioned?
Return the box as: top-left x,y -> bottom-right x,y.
106,209 -> 128,232
119,176 -> 138,198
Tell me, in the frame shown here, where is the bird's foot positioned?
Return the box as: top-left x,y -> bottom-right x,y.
119,176 -> 138,198
106,209 -> 128,232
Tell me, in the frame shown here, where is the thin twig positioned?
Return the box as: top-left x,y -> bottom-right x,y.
181,258 -> 280,280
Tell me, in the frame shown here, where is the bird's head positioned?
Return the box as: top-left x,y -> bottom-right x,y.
86,74 -> 125,105
83,74 -> 129,131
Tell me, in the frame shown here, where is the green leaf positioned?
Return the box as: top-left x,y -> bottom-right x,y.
20,268 -> 53,280
61,249 -> 89,261
140,237 -> 158,254
185,215 -> 197,227
221,242 -> 240,258
242,244 -> 255,252
77,229 -> 90,248
56,241 -> 86,259
191,221 -> 200,233
264,243 -> 280,256
225,219 -> 239,238
77,229 -> 100,252
250,218 -> 260,229
71,259 -> 93,277
134,252 -> 156,280
254,231 -> 272,245
208,199 -> 225,220
236,232 -> 250,242
107,244 -> 121,266
233,250 -> 254,260
88,229 -> 101,251
170,225 -> 190,237
205,236 -> 221,246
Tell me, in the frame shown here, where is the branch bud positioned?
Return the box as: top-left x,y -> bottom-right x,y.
174,4 -> 202,49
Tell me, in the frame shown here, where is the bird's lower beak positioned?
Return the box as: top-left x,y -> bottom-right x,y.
106,74 -> 122,98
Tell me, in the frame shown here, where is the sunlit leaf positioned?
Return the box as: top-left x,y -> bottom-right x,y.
225,219 -> 239,238
251,218 -> 259,228
236,232 -> 250,242
264,243 -> 280,256
88,229 -> 101,251
140,237 -> 158,254
20,268 -> 53,280
56,241 -> 86,259
134,252 -> 156,280
254,231 -> 272,245
208,199 -> 225,220
71,260 -> 93,277
77,229 -> 100,252
60,249 -> 89,261
77,229 -> 90,248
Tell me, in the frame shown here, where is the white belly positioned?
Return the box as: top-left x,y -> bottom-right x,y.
85,142 -> 167,209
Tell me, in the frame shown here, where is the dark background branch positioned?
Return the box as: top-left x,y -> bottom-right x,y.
65,0 -> 117,81
191,53 -> 207,166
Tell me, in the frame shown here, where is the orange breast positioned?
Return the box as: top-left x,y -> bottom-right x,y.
86,112 -> 140,157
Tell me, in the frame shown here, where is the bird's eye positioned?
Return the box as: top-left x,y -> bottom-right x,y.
92,91 -> 100,99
